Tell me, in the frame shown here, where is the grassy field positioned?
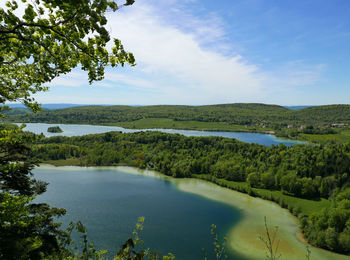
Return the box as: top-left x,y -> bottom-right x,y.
193,174 -> 330,216
300,128 -> 350,144
106,118 -> 272,133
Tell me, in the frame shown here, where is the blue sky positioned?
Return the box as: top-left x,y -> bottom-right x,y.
32,0 -> 350,105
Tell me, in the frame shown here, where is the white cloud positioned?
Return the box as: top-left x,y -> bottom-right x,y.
282,61 -> 325,87
46,72 -> 88,87
5,0 -> 328,105
103,2 -> 266,104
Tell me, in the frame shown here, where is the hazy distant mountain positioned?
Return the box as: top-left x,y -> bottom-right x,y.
6,103 -> 143,110
7,104 -> 103,110
284,106 -> 311,110
6,103 -> 312,111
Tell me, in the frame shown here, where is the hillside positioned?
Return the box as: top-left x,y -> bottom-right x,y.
294,105 -> 350,124
4,103 -> 350,130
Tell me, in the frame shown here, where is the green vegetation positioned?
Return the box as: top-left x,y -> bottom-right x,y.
47,126 -> 63,133
203,224 -> 228,260
4,103 -> 291,127
0,0 -> 135,258
193,175 -> 330,216
301,189 -> 350,253
110,118 -> 268,132
3,107 -> 30,116
298,129 -> 350,144
0,125 -> 67,259
0,0 -> 135,111
6,103 -> 350,143
1,0 -> 350,258
29,130 -> 350,254
8,103 -> 350,129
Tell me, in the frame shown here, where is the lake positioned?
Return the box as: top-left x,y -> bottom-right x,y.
20,123 -> 304,146
34,166 -> 242,260
34,166 -> 349,260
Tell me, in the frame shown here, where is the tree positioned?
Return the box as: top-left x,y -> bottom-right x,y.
0,0 -> 135,258
0,0 -> 135,110
0,126 -> 67,259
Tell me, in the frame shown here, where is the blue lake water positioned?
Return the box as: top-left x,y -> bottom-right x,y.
34,166 -> 243,259
19,123 -> 304,146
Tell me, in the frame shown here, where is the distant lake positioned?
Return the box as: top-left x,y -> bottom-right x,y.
19,123 -> 304,146
34,166 -> 242,260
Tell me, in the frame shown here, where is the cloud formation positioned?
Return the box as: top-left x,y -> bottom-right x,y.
5,0 -> 329,105
102,1 -> 266,104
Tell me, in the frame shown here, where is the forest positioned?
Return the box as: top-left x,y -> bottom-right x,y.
29,129 -> 350,254
1,0 -> 350,259
6,103 -> 350,130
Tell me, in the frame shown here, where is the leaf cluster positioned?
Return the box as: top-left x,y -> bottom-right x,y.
0,0 -> 135,110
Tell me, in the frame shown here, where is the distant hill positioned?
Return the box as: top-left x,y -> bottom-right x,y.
3,108 -> 31,116
294,104 -> 350,124
284,106 -> 311,110
6,103 -> 102,110
5,103 -> 350,129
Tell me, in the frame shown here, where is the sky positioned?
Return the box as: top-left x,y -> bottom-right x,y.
9,0 -> 350,105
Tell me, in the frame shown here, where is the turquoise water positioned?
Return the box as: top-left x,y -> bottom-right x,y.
34,166 -> 243,260
20,123 -> 303,146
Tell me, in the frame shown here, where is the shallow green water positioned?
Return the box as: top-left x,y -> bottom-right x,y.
34,166 -> 349,260
34,166 -> 243,259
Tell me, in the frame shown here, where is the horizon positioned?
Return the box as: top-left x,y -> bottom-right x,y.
6,102 -> 350,108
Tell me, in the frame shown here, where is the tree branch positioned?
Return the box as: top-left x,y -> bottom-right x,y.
0,10 -> 79,34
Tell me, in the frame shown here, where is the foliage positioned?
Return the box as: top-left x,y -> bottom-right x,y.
63,221 -> 108,259
32,131 -> 350,200
60,217 -> 175,260
0,0 -> 135,258
202,224 -> 228,260
47,126 -> 63,133
0,127 -> 67,259
29,130 -> 350,253
7,104 -> 350,135
301,188 -> 350,253
0,0 -> 135,110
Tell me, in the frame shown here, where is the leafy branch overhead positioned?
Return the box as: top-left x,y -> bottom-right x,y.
0,0 -> 135,111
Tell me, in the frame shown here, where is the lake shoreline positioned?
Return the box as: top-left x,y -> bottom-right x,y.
37,164 -> 349,260
17,122 -> 306,146
13,120 -> 274,134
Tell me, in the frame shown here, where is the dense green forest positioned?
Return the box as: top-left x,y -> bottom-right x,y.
30,130 -> 350,254
6,103 -> 350,130
1,0 -> 350,258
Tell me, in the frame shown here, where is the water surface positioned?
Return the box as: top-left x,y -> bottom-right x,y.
34,165 -> 242,260
34,165 -> 349,260
20,123 -> 303,146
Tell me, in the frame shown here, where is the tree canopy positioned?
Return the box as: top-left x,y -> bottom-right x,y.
0,1 -> 136,258
0,0 -> 135,111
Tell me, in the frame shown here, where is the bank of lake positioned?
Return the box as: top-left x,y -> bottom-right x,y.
35,165 -> 349,260
19,122 -> 306,146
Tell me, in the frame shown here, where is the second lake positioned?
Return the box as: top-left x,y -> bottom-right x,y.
19,123 -> 304,146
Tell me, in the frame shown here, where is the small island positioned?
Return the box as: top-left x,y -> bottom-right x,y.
47,126 -> 63,133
